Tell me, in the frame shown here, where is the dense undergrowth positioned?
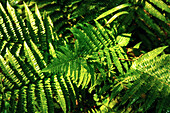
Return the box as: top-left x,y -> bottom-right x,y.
0,0 -> 170,113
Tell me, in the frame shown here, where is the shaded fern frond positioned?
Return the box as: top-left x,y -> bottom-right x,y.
96,0 -> 170,52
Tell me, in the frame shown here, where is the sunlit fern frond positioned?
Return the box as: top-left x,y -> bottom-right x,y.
3,0 -> 124,41
0,2 -> 78,113
42,21 -> 131,91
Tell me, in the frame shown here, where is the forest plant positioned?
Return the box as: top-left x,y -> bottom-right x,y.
96,0 -> 170,52
42,20 -> 132,86
4,0 -> 170,52
0,2 -> 79,113
0,1 -> 133,112
2,0 -> 117,39
43,21 -> 170,112
90,46 -> 170,112
0,0 -> 170,113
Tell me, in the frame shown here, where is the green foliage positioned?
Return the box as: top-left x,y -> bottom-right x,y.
3,0 -> 117,38
0,2 -> 78,113
0,0 -> 170,113
96,3 -> 131,25
96,0 -> 170,52
118,47 -> 169,112
5,0 -> 169,51
88,47 -> 170,113
42,20 -> 131,87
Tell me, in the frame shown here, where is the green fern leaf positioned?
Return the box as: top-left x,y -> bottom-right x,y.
27,84 -> 38,113
24,41 -> 44,79
148,0 -> 170,13
0,55 -> 21,89
10,90 -> 19,113
44,78 -> 55,113
106,11 -> 129,25
120,47 -> 170,112
16,86 -> 27,113
0,3 -> 12,41
116,33 -> 131,46
116,47 -> 129,71
109,48 -> 124,74
24,2 -> 39,43
30,40 -> 47,67
64,75 -> 77,108
35,80 -> 49,113
7,1 -> 24,42
144,1 -> 168,23
132,46 -> 168,69
51,75 -> 67,113
6,48 -> 29,85
95,4 -> 131,21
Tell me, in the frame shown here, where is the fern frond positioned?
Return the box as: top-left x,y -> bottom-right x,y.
6,48 -> 29,85
44,78 -> 55,113
144,1 -> 168,23
7,1 -> 24,42
24,41 -> 44,79
0,3 -> 78,112
43,21 -> 131,96
115,46 -> 170,112
35,80 -> 49,113
16,86 -> 27,113
0,55 -> 21,89
148,0 -> 170,13
24,2 -> 39,43
131,46 -> 168,69
27,84 -> 38,113
51,74 -> 67,113
96,1 -> 170,52
95,3 -> 131,21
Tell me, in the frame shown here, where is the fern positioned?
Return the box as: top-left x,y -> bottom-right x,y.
0,2 -> 78,113
0,1 -> 170,112
94,46 -> 170,112
5,0 -> 170,52
42,21 -> 131,87
4,0 -> 117,36
120,46 -> 170,112
96,0 -> 170,52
